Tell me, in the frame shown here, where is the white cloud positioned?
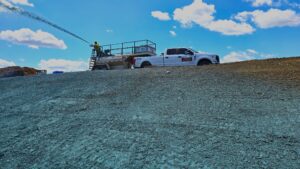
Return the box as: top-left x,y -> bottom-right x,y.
106,29 -> 113,33
0,28 -> 67,49
0,0 -> 12,12
245,0 -> 300,8
222,49 -> 274,63
226,46 -> 232,49
169,30 -> 176,37
174,0 -> 215,28
286,1 -> 300,9
28,44 -> 39,49
235,8 -> 300,28
246,49 -> 258,54
246,0 -> 273,7
0,7 -> 6,12
0,0 -> 33,11
0,58 -> 16,68
173,0 -> 255,35
198,50 -> 209,54
205,19 -> 255,35
38,59 -> 88,73
9,0 -> 33,7
0,0 -> 13,7
151,11 -> 171,21
223,51 -> 253,63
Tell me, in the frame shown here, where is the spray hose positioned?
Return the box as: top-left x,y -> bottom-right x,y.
0,1 -> 91,45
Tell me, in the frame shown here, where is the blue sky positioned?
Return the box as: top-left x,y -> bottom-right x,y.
0,0 -> 300,72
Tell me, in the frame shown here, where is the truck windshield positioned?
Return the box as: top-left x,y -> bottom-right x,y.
188,48 -> 198,53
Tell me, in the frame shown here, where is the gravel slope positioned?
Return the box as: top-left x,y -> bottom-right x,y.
0,58 -> 300,168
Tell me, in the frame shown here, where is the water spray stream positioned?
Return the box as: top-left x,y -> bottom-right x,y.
0,1 -> 91,45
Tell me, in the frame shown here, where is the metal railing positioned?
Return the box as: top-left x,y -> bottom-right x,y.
99,40 -> 156,57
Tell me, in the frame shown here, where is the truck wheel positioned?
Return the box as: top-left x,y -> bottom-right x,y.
198,59 -> 212,66
141,62 -> 152,68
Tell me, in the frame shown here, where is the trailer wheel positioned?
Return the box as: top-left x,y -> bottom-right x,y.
141,62 -> 152,68
198,59 -> 212,66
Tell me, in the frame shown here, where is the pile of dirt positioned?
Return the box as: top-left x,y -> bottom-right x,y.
0,57 -> 299,168
0,66 -> 46,78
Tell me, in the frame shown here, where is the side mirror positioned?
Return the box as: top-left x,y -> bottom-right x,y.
161,53 -> 164,56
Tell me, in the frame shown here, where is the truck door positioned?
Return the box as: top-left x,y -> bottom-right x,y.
177,48 -> 194,66
164,49 -> 182,66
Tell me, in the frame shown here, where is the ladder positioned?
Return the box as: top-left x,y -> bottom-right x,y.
89,51 -> 97,70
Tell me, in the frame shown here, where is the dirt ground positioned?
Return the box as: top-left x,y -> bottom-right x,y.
0,57 -> 300,168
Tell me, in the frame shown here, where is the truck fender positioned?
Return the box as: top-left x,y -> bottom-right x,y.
197,58 -> 212,66
141,61 -> 152,68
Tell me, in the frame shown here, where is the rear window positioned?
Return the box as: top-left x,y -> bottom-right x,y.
167,49 -> 177,55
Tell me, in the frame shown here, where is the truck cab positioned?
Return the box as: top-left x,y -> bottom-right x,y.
134,48 -> 220,68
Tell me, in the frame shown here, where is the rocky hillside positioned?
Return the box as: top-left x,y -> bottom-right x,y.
0,57 -> 299,168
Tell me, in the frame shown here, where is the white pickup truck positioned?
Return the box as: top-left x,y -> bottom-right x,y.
134,48 -> 220,68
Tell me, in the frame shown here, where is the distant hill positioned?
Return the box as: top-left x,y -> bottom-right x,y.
0,66 -> 46,78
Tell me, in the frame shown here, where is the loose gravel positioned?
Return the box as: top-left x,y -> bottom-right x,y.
0,58 -> 300,168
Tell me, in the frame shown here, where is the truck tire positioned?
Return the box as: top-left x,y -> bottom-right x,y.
198,59 -> 212,66
141,62 -> 152,68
